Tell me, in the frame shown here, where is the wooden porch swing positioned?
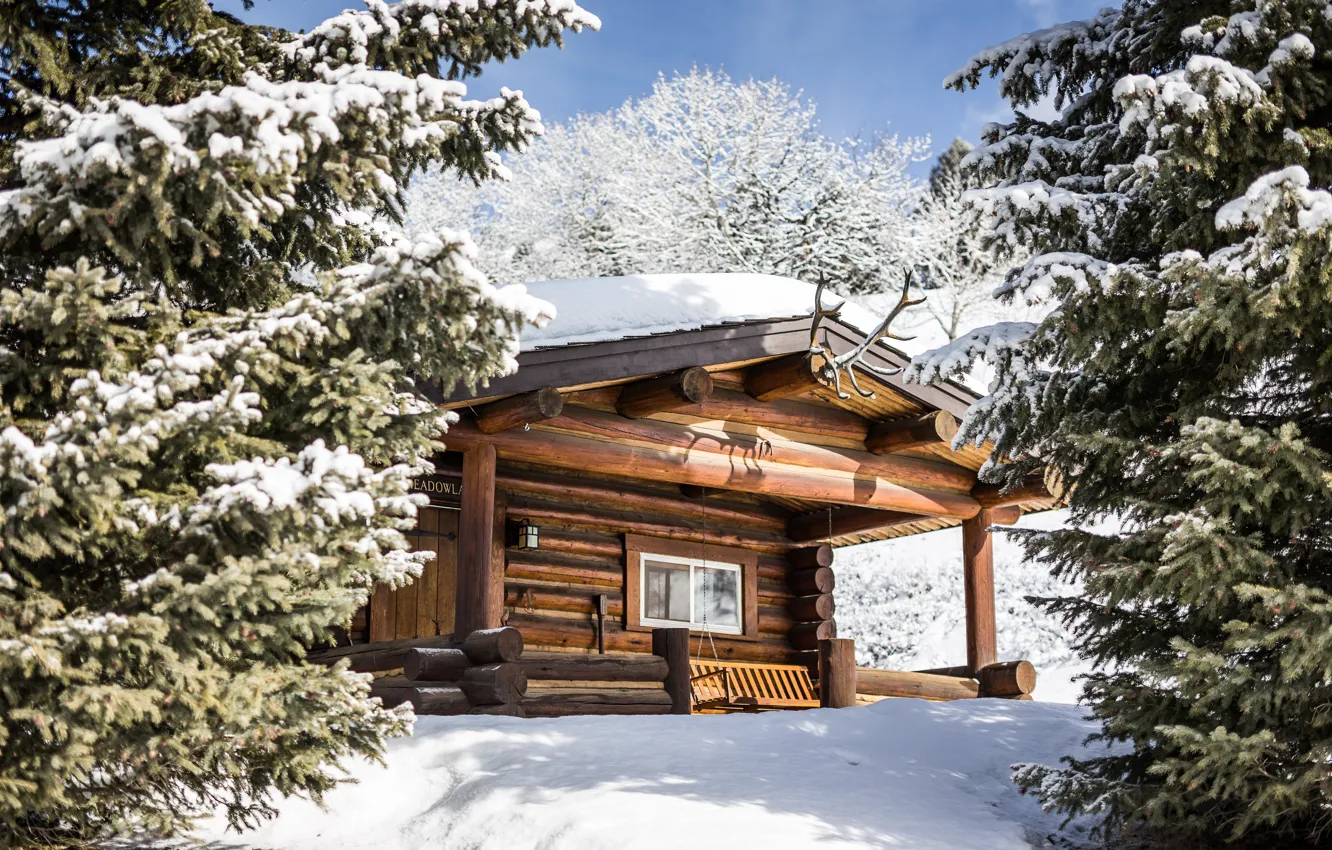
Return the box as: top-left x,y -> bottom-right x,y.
688,658 -> 820,712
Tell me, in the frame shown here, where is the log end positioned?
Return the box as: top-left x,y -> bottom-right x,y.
680,366 -> 715,404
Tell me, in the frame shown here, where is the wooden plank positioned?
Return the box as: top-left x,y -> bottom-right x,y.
963,510 -> 998,675
456,443 -> 498,636
435,508 -> 459,636
857,667 -> 979,701
414,509 -> 438,639
369,581 -> 394,644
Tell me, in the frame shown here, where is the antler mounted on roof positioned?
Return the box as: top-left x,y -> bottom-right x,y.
809,273 -> 925,399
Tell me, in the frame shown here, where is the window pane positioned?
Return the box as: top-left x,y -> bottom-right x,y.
644,560 -> 690,623
694,566 -> 739,628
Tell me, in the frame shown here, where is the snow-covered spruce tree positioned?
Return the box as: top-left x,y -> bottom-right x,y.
406,68 -> 932,296
910,1 -> 1332,842
0,1 -> 595,845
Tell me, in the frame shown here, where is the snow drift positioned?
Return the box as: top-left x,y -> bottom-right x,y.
185,699 -> 1102,850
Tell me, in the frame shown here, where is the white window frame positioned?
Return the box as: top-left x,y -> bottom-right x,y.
637,552 -> 743,635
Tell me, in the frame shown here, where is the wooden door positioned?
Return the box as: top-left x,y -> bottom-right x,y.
369,506 -> 459,642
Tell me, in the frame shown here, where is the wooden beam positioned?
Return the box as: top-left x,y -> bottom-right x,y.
444,418 -> 981,519
475,387 -> 564,434
787,505 -> 926,542
962,508 -> 998,675
989,505 -> 1022,526
615,367 -> 714,419
455,444 -> 499,636
978,660 -> 1037,697
972,472 -> 1051,509
866,411 -> 958,455
743,353 -> 831,402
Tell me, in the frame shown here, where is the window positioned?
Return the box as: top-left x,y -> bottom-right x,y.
640,554 -> 742,634
623,534 -> 759,641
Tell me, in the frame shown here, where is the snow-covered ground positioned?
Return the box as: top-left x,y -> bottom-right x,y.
836,510 -> 1090,704
183,699 -> 1102,850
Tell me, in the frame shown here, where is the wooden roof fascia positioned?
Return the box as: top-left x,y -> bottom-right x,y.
426,316 -> 978,419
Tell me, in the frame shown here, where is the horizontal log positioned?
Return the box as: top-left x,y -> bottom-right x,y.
527,531 -> 624,561
789,620 -> 836,652
856,668 -> 979,701
506,585 -> 625,618
510,502 -> 793,554
470,703 -> 527,717
404,647 -> 472,682
977,660 -> 1037,697
309,634 -> 462,673
788,567 -> 835,596
915,665 -> 970,678
972,473 -> 1051,509
445,416 -> 979,519
505,553 -> 623,588
523,702 -> 672,717
787,506 -> 926,543
788,594 -> 835,622
371,684 -> 472,715
518,651 -> 669,682
462,627 -> 524,664
498,469 -> 785,532
540,405 -> 976,494
743,353 -> 832,402
759,606 -> 795,635
664,387 -> 871,442
459,663 -> 529,705
615,367 -> 714,419
476,387 -> 564,435
507,613 -> 794,663
866,411 -> 958,455
786,544 -> 833,570
524,687 -> 674,707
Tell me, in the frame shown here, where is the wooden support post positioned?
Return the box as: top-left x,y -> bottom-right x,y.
818,638 -> 857,708
475,387 -> 564,434
866,411 -> 958,455
963,509 -> 998,675
615,367 -> 714,419
455,443 -> 499,637
652,627 -> 692,715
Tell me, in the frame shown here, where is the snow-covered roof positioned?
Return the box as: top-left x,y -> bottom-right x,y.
508,273 -> 886,352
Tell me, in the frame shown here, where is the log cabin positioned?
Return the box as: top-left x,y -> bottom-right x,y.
309,274 -> 1058,717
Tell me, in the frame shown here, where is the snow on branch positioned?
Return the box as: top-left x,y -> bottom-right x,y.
283,0 -> 600,78
0,64 -> 540,266
1214,165 -> 1332,235
905,321 -> 1038,387
994,252 -> 1114,305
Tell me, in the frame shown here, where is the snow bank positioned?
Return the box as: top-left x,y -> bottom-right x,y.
186,698 -> 1101,850
509,273 -> 888,352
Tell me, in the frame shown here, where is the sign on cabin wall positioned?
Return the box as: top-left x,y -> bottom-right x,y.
410,473 -> 462,507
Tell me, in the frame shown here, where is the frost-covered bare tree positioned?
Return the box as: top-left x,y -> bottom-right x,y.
406,68 -> 933,297
907,138 -> 1030,341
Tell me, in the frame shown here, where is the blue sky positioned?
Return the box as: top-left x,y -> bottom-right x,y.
219,0 -> 1106,154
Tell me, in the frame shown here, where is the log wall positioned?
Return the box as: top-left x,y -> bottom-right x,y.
498,458 -> 800,665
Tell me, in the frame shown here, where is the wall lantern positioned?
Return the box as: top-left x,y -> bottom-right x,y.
514,518 -> 540,550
